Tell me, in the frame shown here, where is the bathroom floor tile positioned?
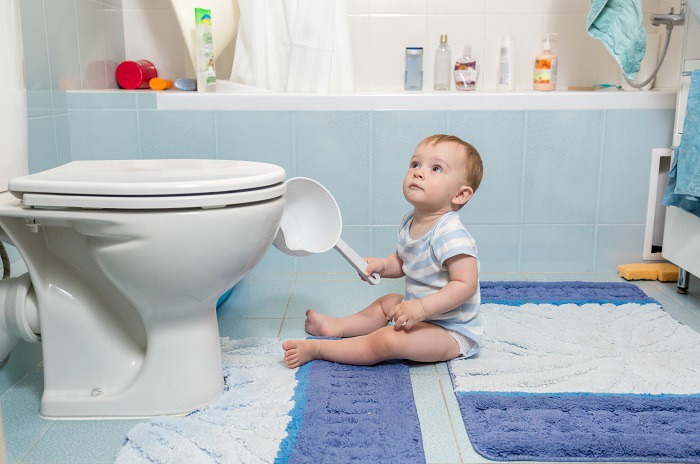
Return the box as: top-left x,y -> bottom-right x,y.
20,419 -> 144,464
217,317 -> 284,339
2,374 -> 51,464
216,274 -> 295,319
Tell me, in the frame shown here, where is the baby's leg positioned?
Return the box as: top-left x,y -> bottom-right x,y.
283,322 -> 460,368
305,293 -> 404,338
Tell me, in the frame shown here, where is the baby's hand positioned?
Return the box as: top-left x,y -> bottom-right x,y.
390,300 -> 426,331
364,257 -> 385,277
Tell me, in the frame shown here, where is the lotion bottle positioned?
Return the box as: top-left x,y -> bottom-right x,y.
434,35 -> 451,90
497,35 -> 515,90
195,7 -> 216,93
533,33 -> 558,91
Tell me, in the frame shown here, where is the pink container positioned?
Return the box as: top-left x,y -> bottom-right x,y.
115,60 -> 158,89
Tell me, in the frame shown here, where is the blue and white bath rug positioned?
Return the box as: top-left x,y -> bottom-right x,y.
450,281 -> 700,462
115,337 -> 424,463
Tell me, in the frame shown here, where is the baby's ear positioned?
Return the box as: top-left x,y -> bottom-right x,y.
452,185 -> 474,206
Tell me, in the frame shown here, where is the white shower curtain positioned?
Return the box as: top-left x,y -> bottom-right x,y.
230,0 -> 355,93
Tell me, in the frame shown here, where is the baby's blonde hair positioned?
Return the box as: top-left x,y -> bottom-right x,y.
418,134 -> 483,193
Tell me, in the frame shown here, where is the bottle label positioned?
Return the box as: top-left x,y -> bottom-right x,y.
454,61 -> 477,90
534,58 -> 557,84
498,62 -> 509,85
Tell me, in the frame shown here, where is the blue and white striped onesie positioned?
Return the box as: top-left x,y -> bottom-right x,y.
397,211 -> 482,358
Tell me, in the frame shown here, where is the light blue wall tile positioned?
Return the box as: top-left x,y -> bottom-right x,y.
520,225 -> 595,272
468,225 -> 520,273
252,246 -> 296,274
296,226 -> 371,273
54,114 -> 72,165
67,91 -> 136,109
76,0 -> 107,89
20,0 -> 52,118
69,110 -> 139,160
523,111 -> 603,224
216,111 -> 293,174
451,111 -> 525,224
370,225 -> 399,257
370,111 -> 448,224
295,111 -> 371,225
598,109 -> 674,224
44,0 -> 81,114
594,225 -> 646,272
28,117 -> 58,174
136,93 -> 157,109
139,110 -> 216,158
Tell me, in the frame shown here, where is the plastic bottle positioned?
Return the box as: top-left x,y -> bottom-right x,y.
533,33 -> 558,91
434,35 -> 452,91
454,45 -> 478,91
405,47 -> 423,91
195,8 -> 216,93
497,35 -> 515,90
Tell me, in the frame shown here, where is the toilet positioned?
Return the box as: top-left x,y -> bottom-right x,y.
0,159 -> 286,418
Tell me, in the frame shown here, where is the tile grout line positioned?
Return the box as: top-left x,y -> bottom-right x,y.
277,273 -> 300,338
435,365 -> 464,464
15,419 -> 57,464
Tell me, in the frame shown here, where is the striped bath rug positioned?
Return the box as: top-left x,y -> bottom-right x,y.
450,281 -> 700,462
116,337 -> 424,463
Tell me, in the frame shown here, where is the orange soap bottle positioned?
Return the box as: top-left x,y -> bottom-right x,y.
533,33 -> 558,91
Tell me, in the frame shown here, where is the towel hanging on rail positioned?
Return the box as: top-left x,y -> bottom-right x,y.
662,69 -> 700,218
230,0 -> 354,93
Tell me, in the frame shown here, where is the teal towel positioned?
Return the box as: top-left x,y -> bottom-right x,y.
587,0 -> 646,79
662,69 -> 700,218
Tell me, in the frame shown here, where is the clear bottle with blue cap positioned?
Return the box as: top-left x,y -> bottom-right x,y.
405,47 -> 424,91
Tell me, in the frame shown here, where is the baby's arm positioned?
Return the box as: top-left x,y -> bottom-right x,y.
364,252 -> 405,279
390,254 -> 478,330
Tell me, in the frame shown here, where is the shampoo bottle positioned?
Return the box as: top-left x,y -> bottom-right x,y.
454,45 -> 478,91
533,33 -> 558,91
497,35 -> 515,90
195,8 -> 216,93
434,35 -> 451,91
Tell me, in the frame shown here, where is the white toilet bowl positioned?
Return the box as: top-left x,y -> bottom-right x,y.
0,159 -> 285,418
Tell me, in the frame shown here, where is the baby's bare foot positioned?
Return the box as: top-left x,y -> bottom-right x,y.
282,339 -> 321,369
304,309 -> 341,337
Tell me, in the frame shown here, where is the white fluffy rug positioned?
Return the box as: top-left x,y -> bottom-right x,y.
115,338 -> 296,464
450,302 -> 700,395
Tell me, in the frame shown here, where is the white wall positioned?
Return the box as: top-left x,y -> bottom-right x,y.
122,0 -> 685,91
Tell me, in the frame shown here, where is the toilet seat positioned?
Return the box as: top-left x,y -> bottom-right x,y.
9,159 -> 286,210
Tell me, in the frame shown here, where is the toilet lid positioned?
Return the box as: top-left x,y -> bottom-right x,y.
9,160 -> 286,210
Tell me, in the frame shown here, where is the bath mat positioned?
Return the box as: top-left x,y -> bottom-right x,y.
450,281 -> 700,462
115,338 -> 424,463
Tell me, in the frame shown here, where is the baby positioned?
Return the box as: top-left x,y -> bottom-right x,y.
283,134 -> 483,368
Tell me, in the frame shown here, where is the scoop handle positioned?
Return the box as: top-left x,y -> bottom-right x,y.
334,239 -> 381,285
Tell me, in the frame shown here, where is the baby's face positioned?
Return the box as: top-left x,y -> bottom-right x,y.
402,142 -> 468,211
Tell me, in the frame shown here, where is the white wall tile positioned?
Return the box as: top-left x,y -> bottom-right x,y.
122,7 -> 186,81
347,0 -> 370,14
425,15 -> 484,90
543,14 -> 599,89
349,15 -> 371,90
484,14 -> 543,90
370,0 -> 427,15
121,0 -> 173,9
486,0 -> 546,14
427,0 -> 485,14
544,0 -> 590,14
368,15 -> 427,90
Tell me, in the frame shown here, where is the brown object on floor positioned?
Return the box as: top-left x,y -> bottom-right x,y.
618,263 -> 680,282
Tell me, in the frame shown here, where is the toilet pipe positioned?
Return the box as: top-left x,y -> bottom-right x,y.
0,272 -> 40,369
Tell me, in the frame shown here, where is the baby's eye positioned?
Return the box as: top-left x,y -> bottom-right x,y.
432,166 -> 443,173
410,162 -> 419,168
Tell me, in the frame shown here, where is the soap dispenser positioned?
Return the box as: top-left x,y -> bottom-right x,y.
533,33 -> 558,91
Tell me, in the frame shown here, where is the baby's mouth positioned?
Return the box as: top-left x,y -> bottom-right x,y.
409,183 -> 422,190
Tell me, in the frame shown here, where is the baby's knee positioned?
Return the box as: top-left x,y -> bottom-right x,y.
369,327 -> 403,359
378,293 -> 404,317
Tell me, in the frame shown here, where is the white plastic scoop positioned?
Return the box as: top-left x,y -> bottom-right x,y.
273,177 -> 380,285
